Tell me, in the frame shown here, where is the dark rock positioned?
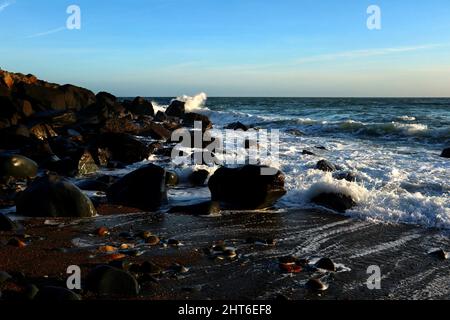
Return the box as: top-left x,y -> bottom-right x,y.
334,171 -> 357,182
302,150 -> 316,156
0,213 -> 21,231
140,261 -> 162,274
0,154 -> 38,179
225,122 -> 248,131
208,165 -> 287,210
126,97 -> 155,116
311,193 -> 356,213
23,284 -> 39,300
43,158 -> 78,177
107,164 -> 167,211
188,169 -> 210,186
16,173 -> 97,217
77,150 -> 99,176
315,257 -> 336,272
154,111 -> 168,122
139,121 -> 171,140
0,271 -> 12,285
182,113 -> 212,131
305,278 -> 328,292
166,100 -> 185,117
86,265 -> 139,297
92,133 -> 150,165
286,129 -> 305,136
316,159 -> 336,172
429,248 -> 448,260
75,176 -> 115,192
168,201 -> 220,216
165,171 -> 179,186
441,148 -> 450,158
29,123 -> 57,141
34,286 -> 81,301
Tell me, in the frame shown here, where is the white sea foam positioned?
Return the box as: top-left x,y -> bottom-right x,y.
175,92 -> 209,112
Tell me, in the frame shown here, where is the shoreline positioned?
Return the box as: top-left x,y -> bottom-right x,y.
1,208 -> 449,300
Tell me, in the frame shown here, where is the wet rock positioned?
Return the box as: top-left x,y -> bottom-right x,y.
302,150 -> 316,156
16,173 -> 97,217
23,284 -> 39,300
316,159 -> 336,172
139,230 -> 153,240
34,286 -> 81,301
225,122 -> 248,131
188,169 -> 210,186
170,263 -> 189,274
154,111 -> 168,122
441,148 -> 450,158
29,123 -> 58,141
166,100 -> 185,117
429,248 -> 448,260
140,121 -> 172,141
0,213 -> 21,231
208,165 -> 287,210
96,227 -> 110,237
145,235 -> 160,246
311,193 -> 356,213
182,113 -> 213,130
305,278 -> 328,292
77,150 -> 99,176
286,129 -> 305,136
7,238 -> 27,248
86,265 -> 139,297
0,154 -> 38,179
107,164 -> 167,211
167,239 -> 181,246
279,262 -> 302,273
92,132 -> 150,165
0,271 -> 12,285
165,171 -> 179,186
168,201 -> 220,216
126,97 -> 155,116
75,179 -> 109,192
334,171 -> 357,182
315,257 -> 336,272
140,261 -> 162,274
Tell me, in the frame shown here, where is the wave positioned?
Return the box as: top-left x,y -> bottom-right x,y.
175,92 -> 209,112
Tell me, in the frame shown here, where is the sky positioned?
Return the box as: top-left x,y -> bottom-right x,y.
1,0 -> 450,97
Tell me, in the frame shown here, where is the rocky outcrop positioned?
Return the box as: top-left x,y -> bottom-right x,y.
125,97 -> 154,116
208,165 -> 286,210
225,122 -> 249,131
316,160 -> 336,172
107,164 -> 167,211
15,173 -> 97,217
165,100 -> 185,117
441,148 -> 450,158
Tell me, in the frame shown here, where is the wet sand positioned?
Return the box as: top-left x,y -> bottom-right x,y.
1,208 -> 449,300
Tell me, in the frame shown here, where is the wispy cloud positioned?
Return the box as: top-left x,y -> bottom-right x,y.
293,44 -> 441,64
26,26 -> 66,38
0,0 -> 14,12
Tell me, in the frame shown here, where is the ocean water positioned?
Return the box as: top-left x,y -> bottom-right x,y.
149,95 -> 450,229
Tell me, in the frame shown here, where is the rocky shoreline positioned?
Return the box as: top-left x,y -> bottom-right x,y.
1,69 -> 449,300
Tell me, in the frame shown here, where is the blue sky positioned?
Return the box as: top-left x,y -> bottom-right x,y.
1,0 -> 450,97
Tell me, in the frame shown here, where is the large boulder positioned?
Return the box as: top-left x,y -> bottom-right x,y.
107,164 -> 167,211
208,165 -> 287,210
126,97 -> 154,116
15,173 -> 97,217
34,286 -> 81,301
441,148 -> 450,158
86,265 -> 139,297
311,193 -> 356,213
166,100 -> 185,117
92,133 -> 150,165
0,154 -> 38,179
182,112 -> 212,130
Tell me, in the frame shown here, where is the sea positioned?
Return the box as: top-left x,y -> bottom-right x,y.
144,94 -> 450,230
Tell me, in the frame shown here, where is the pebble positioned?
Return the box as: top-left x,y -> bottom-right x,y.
7,238 -> 27,248
315,257 -> 336,272
305,278 -> 329,292
145,235 -> 160,246
168,239 -> 182,246
139,231 -> 153,240
140,261 -> 162,275
96,227 -> 110,237
224,249 -> 237,259
171,263 -> 189,274
86,265 -> 139,297
279,263 -> 302,273
109,253 -> 127,261
98,245 -> 117,253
